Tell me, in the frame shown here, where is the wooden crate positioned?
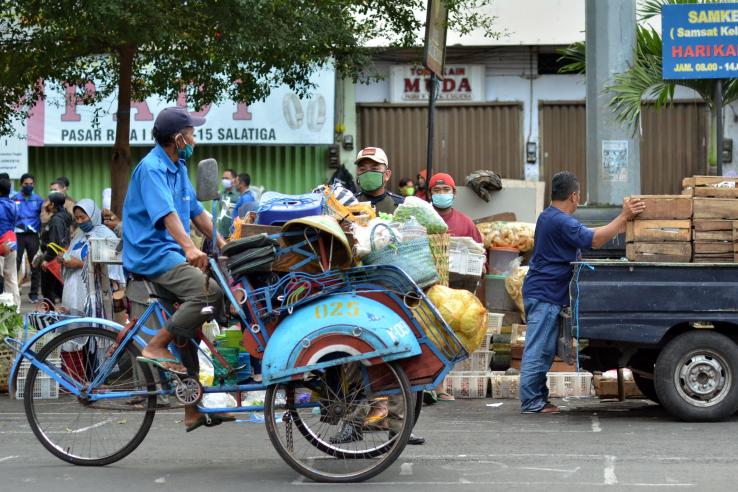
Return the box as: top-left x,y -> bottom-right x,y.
682,176 -> 738,188
629,195 -> 692,220
625,220 -> 691,242
626,242 -> 692,262
693,198 -> 738,220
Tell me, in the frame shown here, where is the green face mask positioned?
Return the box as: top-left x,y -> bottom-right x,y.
357,170 -> 385,192
403,187 -> 415,196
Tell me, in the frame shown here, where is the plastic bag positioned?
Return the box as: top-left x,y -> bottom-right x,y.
477,221 -> 535,252
426,284 -> 488,352
505,257 -> 529,320
449,236 -> 485,255
396,217 -> 427,242
352,217 -> 396,258
197,342 -> 215,387
393,196 -> 448,234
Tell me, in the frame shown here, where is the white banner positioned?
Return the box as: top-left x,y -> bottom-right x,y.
26,68 -> 335,146
390,65 -> 485,103
0,120 -> 28,179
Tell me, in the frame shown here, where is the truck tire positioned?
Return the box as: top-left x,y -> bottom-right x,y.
654,331 -> 738,422
632,373 -> 660,404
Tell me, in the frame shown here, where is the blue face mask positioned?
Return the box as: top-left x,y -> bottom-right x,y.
22,185 -> 33,195
177,143 -> 194,160
79,221 -> 94,233
432,193 -> 454,209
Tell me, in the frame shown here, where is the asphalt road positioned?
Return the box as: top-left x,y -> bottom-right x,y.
2,394 -> 737,491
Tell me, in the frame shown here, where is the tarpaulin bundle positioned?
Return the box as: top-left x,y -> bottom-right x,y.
465,170 -> 503,202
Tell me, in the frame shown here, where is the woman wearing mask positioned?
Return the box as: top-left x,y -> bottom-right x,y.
38,191 -> 72,304
61,199 -> 125,316
398,178 -> 415,197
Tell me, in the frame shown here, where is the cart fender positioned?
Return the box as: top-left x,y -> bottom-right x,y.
7,317 -> 144,398
262,293 -> 421,385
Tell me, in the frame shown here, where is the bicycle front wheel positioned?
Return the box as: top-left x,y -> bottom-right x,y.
264,360 -> 413,482
23,326 -> 157,466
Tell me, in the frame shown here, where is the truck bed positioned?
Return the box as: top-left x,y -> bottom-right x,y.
570,260 -> 738,345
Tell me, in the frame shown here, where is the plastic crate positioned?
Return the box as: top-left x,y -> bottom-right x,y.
89,237 -> 122,264
449,249 -> 485,276
490,373 -> 519,399
547,372 -> 594,398
453,350 -> 492,372
488,312 -> 504,335
442,371 -> 488,398
15,357 -> 61,399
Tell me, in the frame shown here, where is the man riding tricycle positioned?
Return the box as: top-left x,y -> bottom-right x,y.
4,108 -> 473,483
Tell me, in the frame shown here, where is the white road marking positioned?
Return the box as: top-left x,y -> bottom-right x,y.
604,455 -> 618,485
0,456 -> 20,463
591,415 -> 602,432
154,477 -> 166,484
518,466 -> 581,475
291,481 -> 693,487
68,418 -> 114,434
400,463 -> 414,476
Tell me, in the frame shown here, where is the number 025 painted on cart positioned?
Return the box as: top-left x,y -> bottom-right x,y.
314,301 -> 360,319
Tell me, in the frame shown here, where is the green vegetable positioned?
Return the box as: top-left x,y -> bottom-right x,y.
0,303 -> 22,339
394,199 -> 448,234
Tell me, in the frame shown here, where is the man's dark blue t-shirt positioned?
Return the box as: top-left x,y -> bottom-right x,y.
522,206 -> 594,306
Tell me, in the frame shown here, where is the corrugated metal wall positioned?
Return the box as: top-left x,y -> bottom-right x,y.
539,101 -> 707,200
357,103 -> 523,187
539,101 -> 587,200
28,145 -> 328,205
641,101 -> 707,195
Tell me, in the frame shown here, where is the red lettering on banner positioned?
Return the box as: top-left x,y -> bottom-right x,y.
672,46 -> 683,58
458,78 -> 471,92
684,45 -> 695,57
442,78 -> 455,92
727,44 -> 737,57
715,45 -> 725,56
61,82 -> 96,122
695,45 -> 706,57
232,102 -> 253,120
113,100 -> 154,121
404,78 -> 420,93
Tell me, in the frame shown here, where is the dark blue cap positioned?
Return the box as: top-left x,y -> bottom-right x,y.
153,107 -> 206,137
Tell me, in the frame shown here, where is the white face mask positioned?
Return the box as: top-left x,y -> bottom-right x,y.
222,178 -> 233,190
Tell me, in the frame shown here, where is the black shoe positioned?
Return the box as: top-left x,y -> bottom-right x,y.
329,422 -> 363,444
389,431 -> 426,445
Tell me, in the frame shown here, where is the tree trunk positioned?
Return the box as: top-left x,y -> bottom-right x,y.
110,45 -> 136,217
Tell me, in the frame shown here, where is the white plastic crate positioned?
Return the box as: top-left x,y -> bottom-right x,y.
479,330 -> 494,352
547,372 -> 594,398
490,373 -> 519,399
453,350 -> 493,372
449,249 -> 485,276
15,357 -> 61,399
89,237 -> 122,264
442,371 -> 488,398
488,312 -> 504,335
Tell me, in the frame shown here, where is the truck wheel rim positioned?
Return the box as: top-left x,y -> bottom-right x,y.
674,351 -> 730,408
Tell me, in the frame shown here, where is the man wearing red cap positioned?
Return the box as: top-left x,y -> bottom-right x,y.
428,172 -> 483,243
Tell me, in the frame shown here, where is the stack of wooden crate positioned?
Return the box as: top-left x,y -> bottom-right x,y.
625,195 -> 693,262
683,176 -> 738,263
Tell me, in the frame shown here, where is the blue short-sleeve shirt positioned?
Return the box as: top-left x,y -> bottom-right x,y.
522,206 -> 594,306
122,145 -> 204,277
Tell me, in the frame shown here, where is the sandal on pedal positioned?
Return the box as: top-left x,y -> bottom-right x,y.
186,413 -> 237,432
436,391 -> 455,401
363,397 -> 389,427
136,356 -> 187,375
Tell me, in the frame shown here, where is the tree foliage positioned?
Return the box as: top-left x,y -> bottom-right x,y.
0,0 -> 498,211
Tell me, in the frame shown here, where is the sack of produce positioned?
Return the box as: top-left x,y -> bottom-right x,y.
362,223 -> 439,288
393,196 -> 448,234
477,221 -> 535,252
426,285 -> 488,352
505,258 -> 529,320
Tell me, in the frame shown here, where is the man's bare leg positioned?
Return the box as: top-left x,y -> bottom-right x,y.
141,329 -> 187,373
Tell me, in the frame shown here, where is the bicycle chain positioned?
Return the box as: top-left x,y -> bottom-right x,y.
284,412 -> 294,452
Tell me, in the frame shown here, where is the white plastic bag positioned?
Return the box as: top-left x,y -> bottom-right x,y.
352,217 -> 396,258
393,196 -> 448,234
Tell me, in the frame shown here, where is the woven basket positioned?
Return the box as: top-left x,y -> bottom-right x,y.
428,233 -> 450,286
0,344 -> 16,393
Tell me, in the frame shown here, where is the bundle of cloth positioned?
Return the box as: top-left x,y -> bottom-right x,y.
222,233 -> 280,277
465,170 -> 503,202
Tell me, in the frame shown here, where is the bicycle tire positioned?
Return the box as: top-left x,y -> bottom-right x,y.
264,360 -> 413,482
24,326 -> 157,466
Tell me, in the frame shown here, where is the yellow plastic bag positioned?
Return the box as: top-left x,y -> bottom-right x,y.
477,221 -> 535,252
426,285 -> 488,352
505,259 -> 528,321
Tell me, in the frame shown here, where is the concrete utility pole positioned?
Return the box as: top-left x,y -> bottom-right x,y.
585,0 -> 640,205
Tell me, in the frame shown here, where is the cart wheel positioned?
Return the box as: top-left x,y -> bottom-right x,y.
24,327 -> 157,466
264,360 -> 413,482
655,330 -> 738,421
